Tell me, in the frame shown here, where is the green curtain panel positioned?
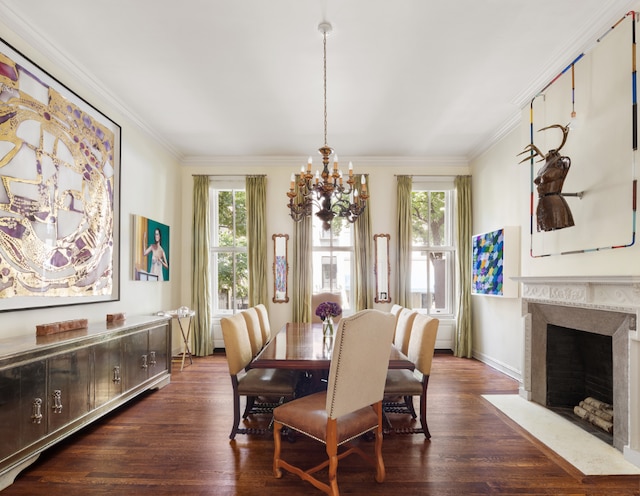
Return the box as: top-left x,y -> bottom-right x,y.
454,175 -> 473,358
353,174 -> 373,311
246,176 -> 268,307
191,176 -> 213,356
291,176 -> 312,322
395,175 -> 412,307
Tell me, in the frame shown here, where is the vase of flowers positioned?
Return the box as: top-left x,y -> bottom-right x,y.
315,301 -> 341,337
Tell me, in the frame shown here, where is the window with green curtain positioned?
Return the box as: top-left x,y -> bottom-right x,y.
410,179 -> 455,317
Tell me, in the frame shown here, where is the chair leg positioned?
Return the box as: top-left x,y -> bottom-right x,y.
326,419 -> 340,496
243,396 -> 256,418
373,401 -> 386,483
420,377 -> 431,439
273,421 -> 283,478
404,395 -> 417,419
230,379 -> 241,440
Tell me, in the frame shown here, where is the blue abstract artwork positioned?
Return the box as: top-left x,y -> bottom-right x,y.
472,228 -> 504,296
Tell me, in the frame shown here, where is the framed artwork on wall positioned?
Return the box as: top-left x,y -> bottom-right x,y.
132,215 -> 170,282
0,37 -> 121,311
272,233 -> 288,303
471,226 -> 519,298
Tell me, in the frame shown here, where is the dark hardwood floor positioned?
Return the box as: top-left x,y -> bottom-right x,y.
3,352 -> 639,495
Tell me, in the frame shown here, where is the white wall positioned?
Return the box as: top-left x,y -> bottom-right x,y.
471,126 -> 529,378
0,23 -> 183,348
470,15 -> 640,379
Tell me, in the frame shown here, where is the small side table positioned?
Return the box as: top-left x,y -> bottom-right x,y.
162,309 -> 196,371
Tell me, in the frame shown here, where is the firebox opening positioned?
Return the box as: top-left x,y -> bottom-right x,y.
546,324 -> 614,445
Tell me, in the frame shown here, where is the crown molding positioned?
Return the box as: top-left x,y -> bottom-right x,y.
180,155 -> 469,168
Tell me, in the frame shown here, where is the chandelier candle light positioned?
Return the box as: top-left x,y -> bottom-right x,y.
286,21 -> 368,231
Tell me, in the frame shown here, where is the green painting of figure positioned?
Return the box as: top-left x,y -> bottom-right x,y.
133,215 -> 170,282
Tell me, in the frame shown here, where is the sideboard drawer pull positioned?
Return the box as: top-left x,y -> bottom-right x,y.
52,390 -> 63,414
113,365 -> 121,383
31,398 -> 43,424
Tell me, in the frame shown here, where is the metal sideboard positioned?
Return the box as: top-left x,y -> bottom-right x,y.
0,315 -> 172,490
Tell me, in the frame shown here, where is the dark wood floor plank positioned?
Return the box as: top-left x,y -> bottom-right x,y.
2,352 -> 639,495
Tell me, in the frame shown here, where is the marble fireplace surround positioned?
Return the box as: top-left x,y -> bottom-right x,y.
515,276 -> 640,468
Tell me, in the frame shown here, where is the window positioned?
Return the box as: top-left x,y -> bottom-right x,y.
312,213 -> 353,315
410,179 -> 455,316
209,180 -> 248,315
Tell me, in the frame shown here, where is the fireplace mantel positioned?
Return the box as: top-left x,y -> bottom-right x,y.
513,276 -> 640,318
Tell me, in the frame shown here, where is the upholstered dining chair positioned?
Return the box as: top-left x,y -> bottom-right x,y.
272,309 -> 396,496
384,313 -> 439,438
241,307 -> 264,357
254,303 -> 271,344
393,307 -> 418,355
221,313 -> 298,440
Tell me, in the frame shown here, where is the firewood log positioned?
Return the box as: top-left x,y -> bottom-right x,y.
583,397 -> 613,416
578,400 -> 613,422
574,405 -> 613,433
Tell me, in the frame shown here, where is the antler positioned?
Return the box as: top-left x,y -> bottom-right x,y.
517,143 -> 545,163
517,123 -> 570,163
538,124 -> 569,153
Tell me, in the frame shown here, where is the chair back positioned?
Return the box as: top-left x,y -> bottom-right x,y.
390,304 -> 403,319
312,292 -> 343,323
406,314 -> 440,375
242,307 -> 264,356
326,309 -> 396,419
221,313 -> 253,376
254,304 -> 271,343
394,308 -> 418,355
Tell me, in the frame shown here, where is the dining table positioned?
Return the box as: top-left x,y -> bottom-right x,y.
249,322 -> 414,371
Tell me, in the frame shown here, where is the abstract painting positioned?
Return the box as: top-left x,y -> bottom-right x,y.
472,228 -> 505,296
0,37 -> 120,310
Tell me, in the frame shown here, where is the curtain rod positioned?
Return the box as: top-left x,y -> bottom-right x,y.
394,174 -> 458,178
191,174 -> 267,177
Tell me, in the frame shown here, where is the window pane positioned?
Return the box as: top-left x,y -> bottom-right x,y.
234,191 -> 247,247
312,216 -> 352,247
215,190 -> 247,248
411,191 -> 449,247
217,191 -> 233,246
431,251 -> 450,313
311,249 -> 351,313
410,250 -> 450,314
430,191 -> 447,246
215,252 -> 248,312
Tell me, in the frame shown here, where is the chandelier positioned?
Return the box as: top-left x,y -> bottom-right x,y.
287,21 -> 368,231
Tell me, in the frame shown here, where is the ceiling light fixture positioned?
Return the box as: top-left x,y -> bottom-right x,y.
286,21 -> 368,231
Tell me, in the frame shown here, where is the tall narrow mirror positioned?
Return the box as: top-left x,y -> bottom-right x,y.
374,234 -> 391,303
273,234 -> 289,303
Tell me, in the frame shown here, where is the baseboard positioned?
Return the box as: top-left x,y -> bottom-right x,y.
472,350 -> 522,382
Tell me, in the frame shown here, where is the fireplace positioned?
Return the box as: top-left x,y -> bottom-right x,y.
545,321 -> 618,445
546,324 -> 613,411
516,276 -> 640,467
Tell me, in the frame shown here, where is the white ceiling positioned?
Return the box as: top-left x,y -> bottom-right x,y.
0,0 -> 637,164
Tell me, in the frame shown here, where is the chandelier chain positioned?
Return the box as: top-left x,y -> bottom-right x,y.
323,30 -> 328,147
